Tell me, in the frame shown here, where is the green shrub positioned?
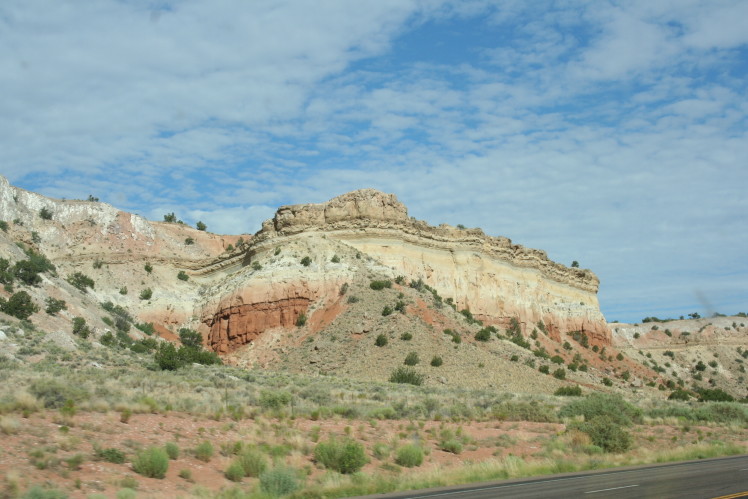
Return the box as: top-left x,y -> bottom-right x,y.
538,365 -> 550,374
66,272 -> 94,292
164,442 -> 179,460
0,291 -> 39,320
71,317 -> 91,339
300,256 -> 311,267
389,367 -> 423,386
139,288 -> 152,300
260,467 -> 300,496
132,447 -> 168,478
375,334 -> 388,347
196,221 -> 207,231
404,351 -> 419,366
237,448 -> 268,477
555,385 -> 582,396
559,393 -> 642,426
39,207 -> 53,220
96,447 -> 125,464
0,220 -> 7,232
550,355 -> 564,364
259,390 -> 292,410
225,460 -> 245,482
395,445 -> 424,467
492,400 -> 557,422
369,279 -> 392,290
177,271 -> 189,281
184,237 -> 194,245
602,377 -> 613,386
430,355 -> 443,367
194,441 -> 214,462
144,263 -> 153,273
616,352 -> 624,361
698,388 -> 734,402
296,313 -> 307,327
552,368 -> 567,380
400,332 -> 413,341
571,416 -> 632,453
474,328 -> 491,342
382,305 -> 393,316
440,439 -> 463,454
314,438 -> 367,474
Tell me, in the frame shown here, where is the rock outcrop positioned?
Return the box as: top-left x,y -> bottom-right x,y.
205,189 -> 610,352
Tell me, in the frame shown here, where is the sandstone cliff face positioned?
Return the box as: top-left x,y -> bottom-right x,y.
249,189 -> 610,346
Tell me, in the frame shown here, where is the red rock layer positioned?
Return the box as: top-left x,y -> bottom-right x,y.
206,297 -> 310,353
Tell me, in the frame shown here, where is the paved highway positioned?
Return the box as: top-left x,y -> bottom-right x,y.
357,454 -> 748,499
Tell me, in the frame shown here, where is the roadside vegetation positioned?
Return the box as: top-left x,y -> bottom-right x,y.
0,316 -> 745,498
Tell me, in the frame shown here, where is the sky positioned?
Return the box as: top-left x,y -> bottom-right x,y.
1,0 -> 746,323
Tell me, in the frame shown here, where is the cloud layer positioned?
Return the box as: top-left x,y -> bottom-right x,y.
2,0 -> 746,321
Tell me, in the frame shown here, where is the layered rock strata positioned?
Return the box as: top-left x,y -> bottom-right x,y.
246,189 -> 610,346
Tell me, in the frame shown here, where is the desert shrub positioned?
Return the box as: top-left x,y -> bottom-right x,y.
602,377 -> 613,386
369,279 -> 392,290
404,351 -> 419,366
382,305 -> 393,316
559,393 -> 642,426
555,385 -> 582,396
395,445 -> 424,467
132,447 -> 169,478
164,442 -> 179,460
375,334 -> 388,347
570,416 -> 632,453
400,332 -> 413,341
0,220 -> 7,232
177,271 -> 189,281
474,328 -> 491,342
693,403 -> 748,423
39,207 -> 53,220
697,388 -> 734,402
552,368 -> 567,380
44,297 -> 66,315
492,400 -> 557,422
430,355 -> 443,367
550,355 -> 564,364
155,343 -> 182,370
194,441 -> 214,462
139,288 -> 152,300
538,365 -> 550,374
96,447 -> 125,464
296,313 -> 307,327
300,256 -> 311,266
616,352 -> 624,361
259,390 -> 292,410
178,328 -> 202,348
196,221 -> 206,231
389,367 -> 423,386
0,291 -> 39,320
394,300 -> 406,313
314,438 -> 367,474
347,295 -> 359,304
20,486 -> 67,499
225,460 -> 245,482
144,263 -> 153,273
440,439 -> 463,454
184,237 -> 194,245
135,322 -> 155,335
668,389 -> 692,401
66,272 -> 94,292
237,448 -> 268,477
71,317 -> 91,339
260,467 -> 300,496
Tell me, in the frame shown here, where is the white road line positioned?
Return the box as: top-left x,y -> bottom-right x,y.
585,484 -> 639,494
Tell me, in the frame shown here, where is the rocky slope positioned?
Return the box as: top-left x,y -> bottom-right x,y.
205,189 -> 610,355
2,175 -> 744,397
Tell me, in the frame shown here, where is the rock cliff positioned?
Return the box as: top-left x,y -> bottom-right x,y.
205,189 -> 610,352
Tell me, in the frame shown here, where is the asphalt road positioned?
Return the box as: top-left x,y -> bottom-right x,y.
357,454 -> 748,499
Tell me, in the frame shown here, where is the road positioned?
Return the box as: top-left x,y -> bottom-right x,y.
357,454 -> 748,499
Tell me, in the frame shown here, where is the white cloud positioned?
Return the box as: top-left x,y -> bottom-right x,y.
2,0 -> 747,321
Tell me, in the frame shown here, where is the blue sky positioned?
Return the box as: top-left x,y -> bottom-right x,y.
1,0 -> 747,322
